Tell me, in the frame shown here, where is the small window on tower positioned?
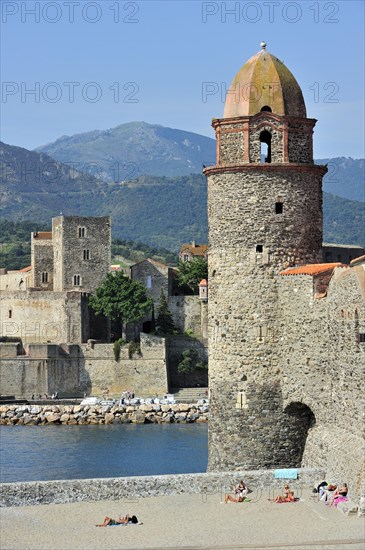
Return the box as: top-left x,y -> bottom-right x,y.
73,274 -> 81,286
83,249 -> 90,260
275,202 -> 283,214
256,244 -> 263,253
260,130 -> 272,163
78,227 -> 86,238
41,272 -> 48,283
9,309 -> 12,319
146,275 -> 152,289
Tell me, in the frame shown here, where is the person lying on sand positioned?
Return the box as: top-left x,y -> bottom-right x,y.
96,514 -> 139,527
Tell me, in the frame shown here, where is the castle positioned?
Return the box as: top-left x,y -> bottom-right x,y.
0,42 -> 364,501
204,43 -> 364,499
0,216 -> 111,344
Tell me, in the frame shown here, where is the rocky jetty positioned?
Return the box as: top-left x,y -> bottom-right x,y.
0,403 -> 209,426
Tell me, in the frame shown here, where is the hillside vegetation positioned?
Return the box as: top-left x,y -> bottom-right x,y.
1,140 -> 364,257
34,121 -> 364,202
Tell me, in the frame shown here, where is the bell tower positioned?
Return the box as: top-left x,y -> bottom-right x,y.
204,43 -> 327,470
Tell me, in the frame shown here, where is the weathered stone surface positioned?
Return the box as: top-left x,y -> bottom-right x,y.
45,414 -> 60,423
104,413 -> 114,424
0,468 -> 324,507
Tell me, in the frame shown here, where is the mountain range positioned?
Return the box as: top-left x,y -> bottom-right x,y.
35,122 -> 216,180
1,122 -> 364,251
35,121 -> 365,202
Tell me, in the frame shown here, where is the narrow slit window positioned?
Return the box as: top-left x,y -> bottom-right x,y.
256,245 -> 263,253
41,272 -> 48,283
73,275 -> 81,286
78,227 -> 86,238
9,309 -> 12,319
83,249 -> 90,260
275,202 -> 283,214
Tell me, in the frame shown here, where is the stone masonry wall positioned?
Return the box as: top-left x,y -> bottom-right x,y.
53,216 -> 111,293
206,162 -> 325,472
131,259 -> 171,308
278,266 -> 365,499
31,236 -> 54,290
168,296 -> 203,336
0,290 -> 86,344
0,334 -> 168,398
77,333 -> 168,396
1,468 -> 324,507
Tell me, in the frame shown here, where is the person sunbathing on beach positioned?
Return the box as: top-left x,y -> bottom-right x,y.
224,480 -> 248,503
96,514 -> 138,527
268,485 -> 294,503
329,483 -> 348,507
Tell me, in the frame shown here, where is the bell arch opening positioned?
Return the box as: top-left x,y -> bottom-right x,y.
260,130 -> 272,163
282,402 -> 316,466
261,105 -> 272,112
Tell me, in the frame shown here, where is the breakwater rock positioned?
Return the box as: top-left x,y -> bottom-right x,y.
0,403 -> 209,425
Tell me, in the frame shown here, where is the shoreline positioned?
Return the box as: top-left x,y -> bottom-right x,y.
0,402 -> 208,426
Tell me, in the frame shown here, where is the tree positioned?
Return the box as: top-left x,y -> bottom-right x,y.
177,349 -> 207,385
156,289 -> 176,335
89,271 -> 153,339
177,257 -> 208,294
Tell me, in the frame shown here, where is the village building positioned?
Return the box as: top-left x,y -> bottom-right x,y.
179,242 -> 208,262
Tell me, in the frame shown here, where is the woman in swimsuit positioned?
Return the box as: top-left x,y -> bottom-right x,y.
96,514 -> 138,527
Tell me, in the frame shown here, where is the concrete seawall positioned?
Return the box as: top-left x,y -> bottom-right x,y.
0,468 -> 325,507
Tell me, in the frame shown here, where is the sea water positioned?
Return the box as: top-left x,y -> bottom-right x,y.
0,423 -> 208,482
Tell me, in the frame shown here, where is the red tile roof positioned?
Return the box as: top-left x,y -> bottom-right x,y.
180,244 -> 208,256
19,265 -> 32,272
280,263 -> 346,276
350,255 -> 365,266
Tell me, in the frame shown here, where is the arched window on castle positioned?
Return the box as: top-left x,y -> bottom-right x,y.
73,274 -> 81,286
260,130 -> 271,163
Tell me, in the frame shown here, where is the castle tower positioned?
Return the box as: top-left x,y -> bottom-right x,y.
204,43 -> 327,470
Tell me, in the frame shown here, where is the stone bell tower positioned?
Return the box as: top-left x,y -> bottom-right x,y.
204,43 -> 327,471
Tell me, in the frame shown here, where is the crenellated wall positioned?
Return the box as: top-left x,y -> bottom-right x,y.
0,334 -> 168,399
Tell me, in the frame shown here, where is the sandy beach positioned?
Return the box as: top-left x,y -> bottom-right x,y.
1,490 -> 364,550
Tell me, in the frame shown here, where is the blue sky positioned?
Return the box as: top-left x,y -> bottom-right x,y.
1,0 -> 364,158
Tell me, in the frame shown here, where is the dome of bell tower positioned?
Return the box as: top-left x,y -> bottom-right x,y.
223,42 -> 307,118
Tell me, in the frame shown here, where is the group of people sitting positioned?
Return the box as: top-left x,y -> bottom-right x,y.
315,481 -> 348,508
95,480 -> 349,525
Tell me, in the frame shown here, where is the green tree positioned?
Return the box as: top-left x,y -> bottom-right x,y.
156,289 -> 176,335
177,257 -> 208,294
89,271 -> 153,339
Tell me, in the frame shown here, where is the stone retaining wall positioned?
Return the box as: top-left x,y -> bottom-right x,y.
0,468 -> 325,507
0,402 -> 208,426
